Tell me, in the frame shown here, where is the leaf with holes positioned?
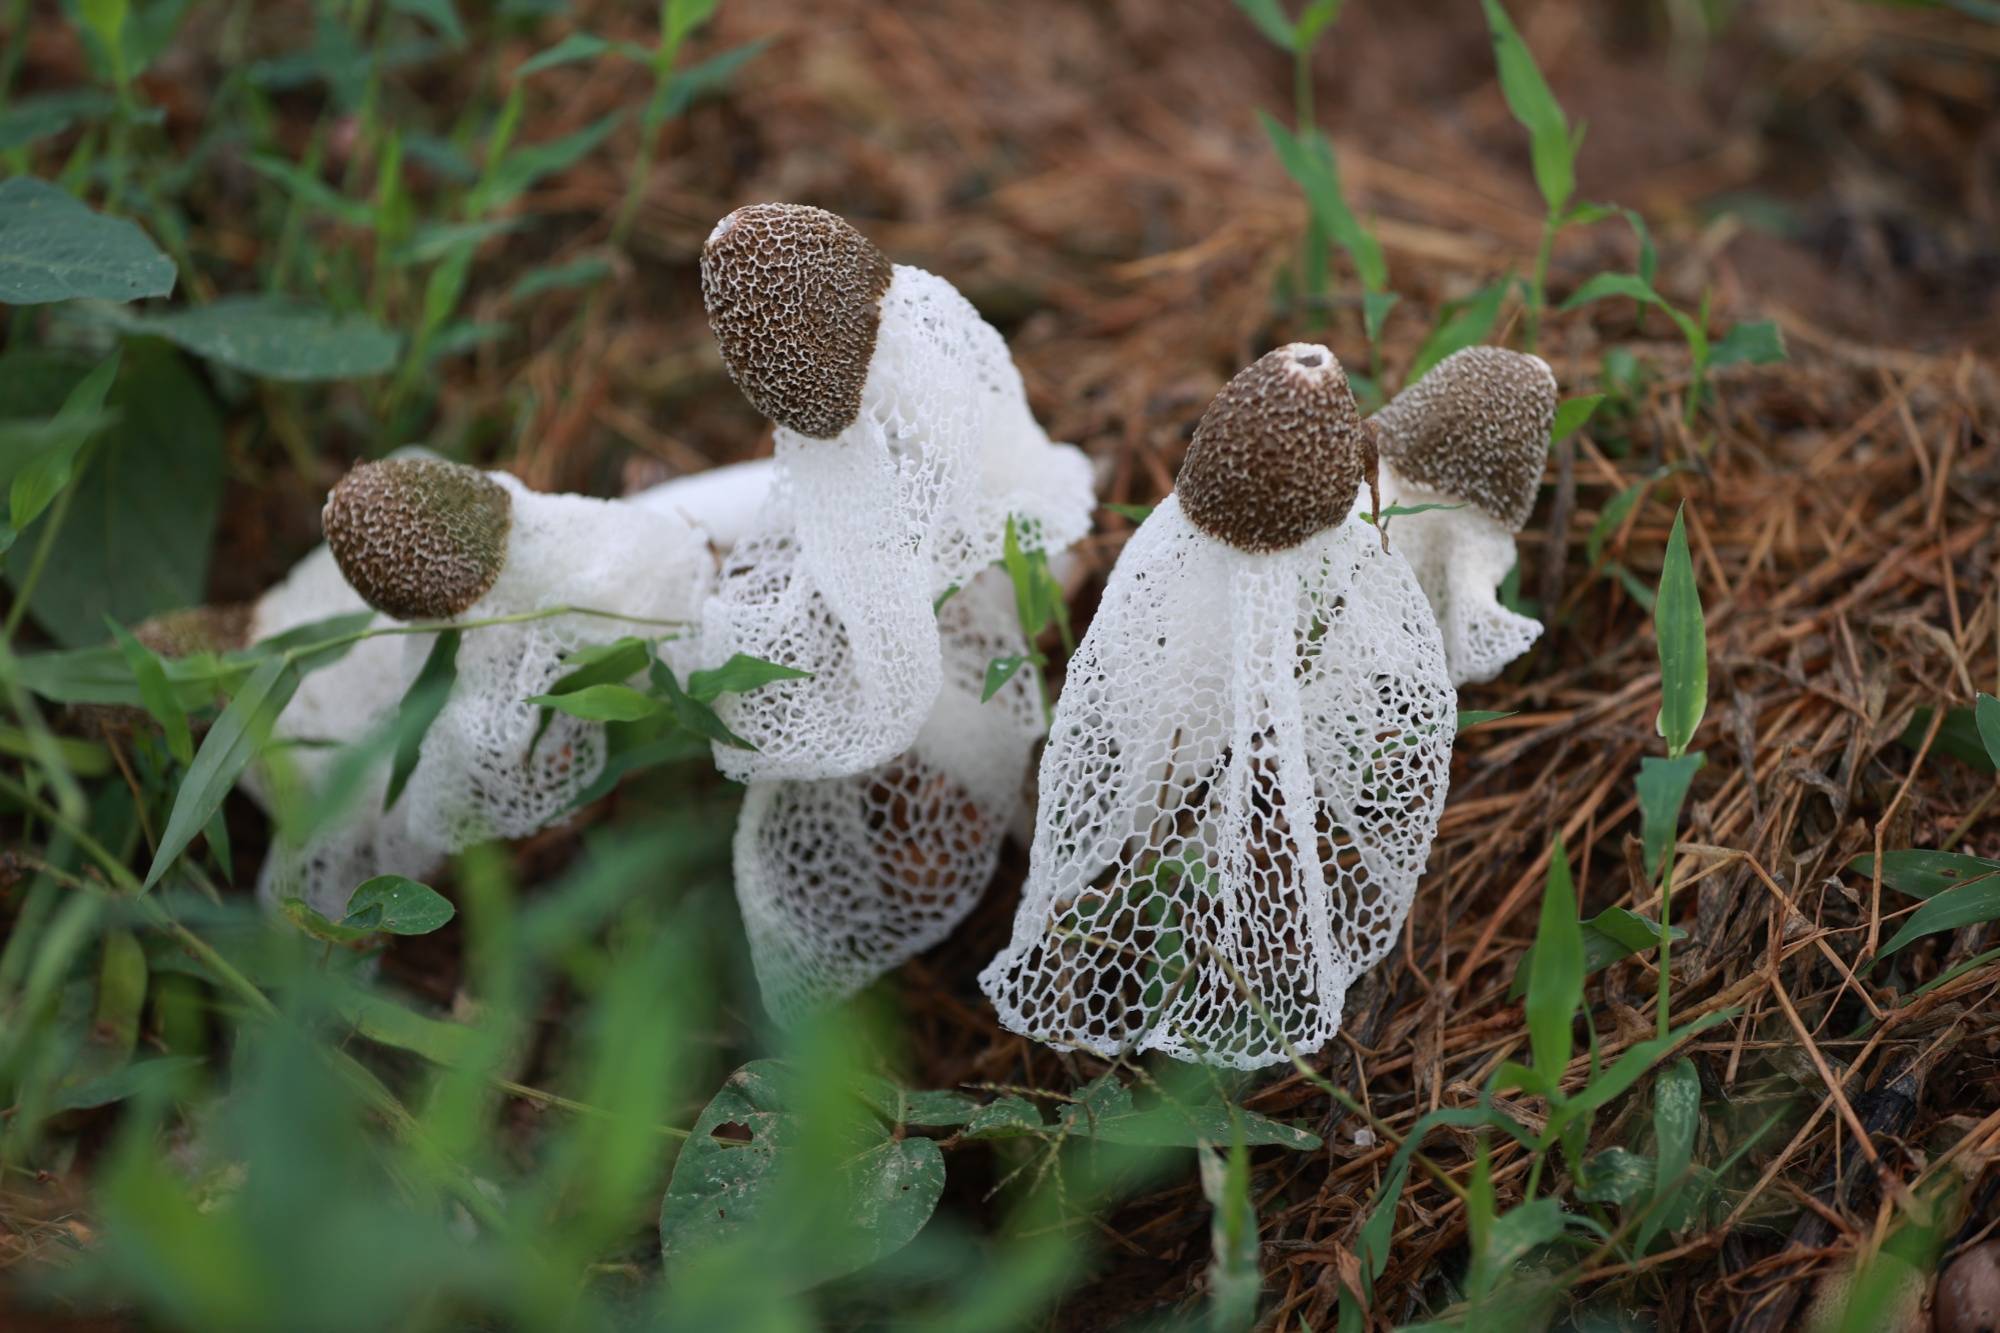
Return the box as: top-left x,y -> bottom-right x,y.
659,1060 -> 944,1290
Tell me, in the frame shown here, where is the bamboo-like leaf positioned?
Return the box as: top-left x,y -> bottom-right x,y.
108,617 -> 192,764
383,630 -> 459,812
1653,505 -> 1707,754
144,656 -> 298,889
1525,835 -> 1584,1091
1480,0 -> 1574,213
1636,750 -> 1704,879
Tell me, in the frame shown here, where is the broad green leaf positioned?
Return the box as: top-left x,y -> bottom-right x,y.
1640,1057 -> 1700,1249
1575,1146 -> 1651,1207
659,1060 -> 945,1289
109,618 -> 192,764
1551,393 -> 1603,441
332,985 -> 480,1064
281,895 -> 381,945
1653,505 -> 1707,754
1525,835 -> 1583,1088
1480,0 -> 1574,213
7,345 -> 223,646
526,682 -> 661,723
1709,320 -> 1786,367
1457,710 -> 1516,731
94,296 -> 401,381
144,655 -> 299,889
962,1096 -> 1046,1140
1636,751 -> 1703,879
383,630 -> 459,811
1258,114 -> 1387,293
0,90 -> 119,152
1977,692 -> 2000,767
342,875 -> 455,935
1899,704 -> 1997,772
1850,850 -> 2000,900
1232,0 -> 1295,48
982,653 -> 1032,703
685,652 -> 812,704
1875,878 -> 2000,963
1198,1130 -> 1260,1333
0,176 -> 175,304
857,1081 -> 981,1128
1406,277 -> 1508,384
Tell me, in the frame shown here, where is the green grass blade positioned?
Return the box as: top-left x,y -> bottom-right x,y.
143,655 -> 298,889
1653,505 -> 1707,754
1525,834 -> 1584,1091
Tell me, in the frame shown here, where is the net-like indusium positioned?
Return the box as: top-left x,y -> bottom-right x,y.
1370,346 -> 1557,686
700,259 -> 1093,783
395,474 -> 716,850
980,494 -> 1455,1069
732,571 -> 1043,1024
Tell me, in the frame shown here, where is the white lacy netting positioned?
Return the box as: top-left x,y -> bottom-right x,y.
628,459 -> 776,552
245,546 -> 445,919
733,571 -> 1043,1024
701,264 -> 1093,782
980,495 -> 1456,1070
1378,464 -> 1542,687
401,476 -> 715,849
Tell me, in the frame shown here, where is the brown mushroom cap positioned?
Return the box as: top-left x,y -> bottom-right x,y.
1177,344 -> 1370,553
1369,345 -> 1556,533
1937,1239 -> 2000,1333
322,459 -> 512,621
700,203 -> 895,440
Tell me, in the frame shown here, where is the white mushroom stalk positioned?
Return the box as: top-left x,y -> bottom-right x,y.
980,345 -> 1457,1071
233,546 -> 444,919
733,569 -> 1042,1024
696,202 -> 1094,781
1369,346 -> 1557,686
323,458 -> 714,851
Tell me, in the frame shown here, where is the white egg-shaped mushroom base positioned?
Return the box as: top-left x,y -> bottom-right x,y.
980,495 -> 1455,1070
1378,464 -> 1542,687
734,571 -> 1042,1025
699,263 -> 1093,784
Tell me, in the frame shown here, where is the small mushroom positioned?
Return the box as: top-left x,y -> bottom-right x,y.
733,570 -> 1043,1024
1368,345 -> 1557,686
696,202 -> 1095,782
1938,1240 -> 2000,1333
980,345 -> 1456,1069
324,458 -> 717,850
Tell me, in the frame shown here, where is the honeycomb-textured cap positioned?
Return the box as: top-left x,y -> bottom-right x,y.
701,203 -> 895,439
1370,346 -> 1556,533
1177,344 -> 1368,553
323,459 -> 512,621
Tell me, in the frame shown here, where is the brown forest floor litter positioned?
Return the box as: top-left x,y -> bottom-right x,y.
11,0 -> 2000,1326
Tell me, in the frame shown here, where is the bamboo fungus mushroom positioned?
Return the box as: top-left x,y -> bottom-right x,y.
696,203 -> 1094,781
323,458 -> 715,850
980,345 -> 1456,1070
1368,345 -> 1558,686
